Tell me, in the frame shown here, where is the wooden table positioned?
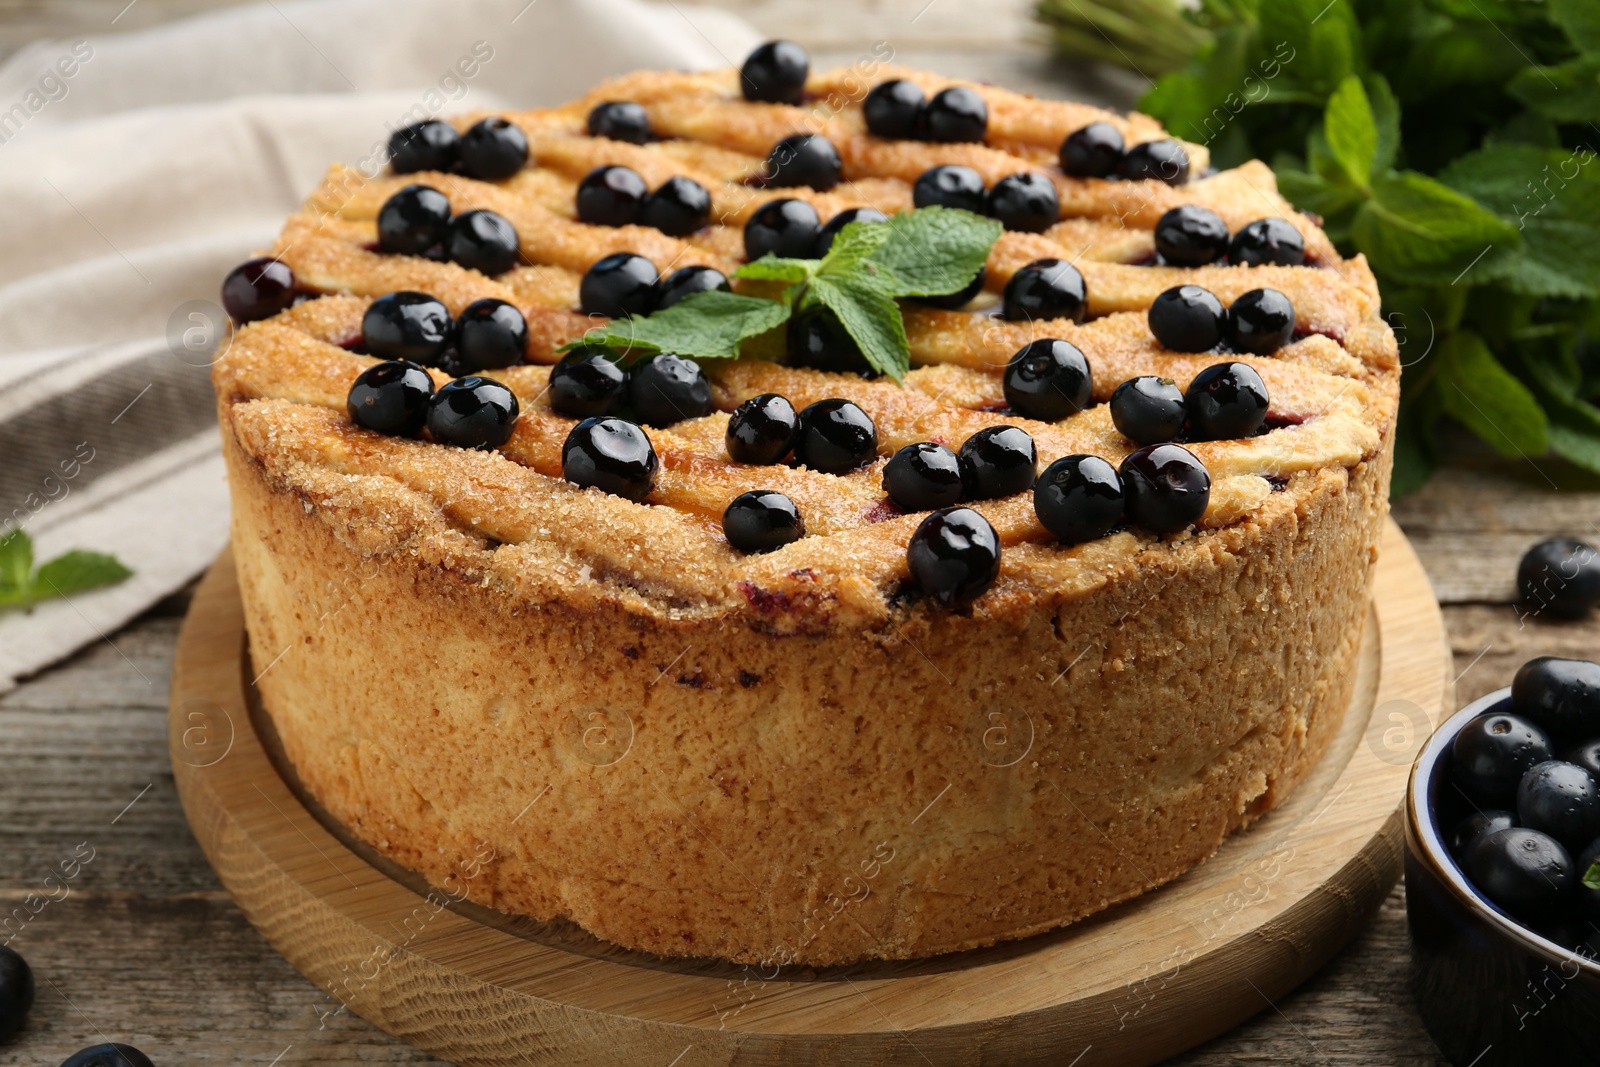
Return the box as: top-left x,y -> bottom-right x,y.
4,2 -> 1600,1064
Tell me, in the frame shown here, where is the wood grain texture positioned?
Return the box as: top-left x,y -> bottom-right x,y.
149,521 -> 1448,1067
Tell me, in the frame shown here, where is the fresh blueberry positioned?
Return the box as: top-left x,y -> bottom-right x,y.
920,86 -> 987,143
580,252 -> 659,318
548,345 -> 628,418
863,79 -> 925,139
788,306 -> 874,376
794,399 -> 878,473
1230,218 -> 1306,267
987,172 -> 1060,233
764,133 -> 841,191
726,393 -> 798,464
912,165 -> 987,213
427,376 -> 519,450
1059,122 -> 1123,178
362,291 -> 453,363
723,490 -> 805,553
1111,375 -> 1186,445
741,40 -> 809,104
1148,284 -> 1225,352
959,426 -> 1037,499
562,417 -> 659,501
347,360 -> 435,436
813,206 -> 890,257
914,267 -> 987,310
1227,288 -> 1296,355
446,209 -> 520,275
657,265 -> 730,309
629,352 -> 712,427
0,945 -> 32,1042
221,257 -> 298,323
389,119 -> 459,174
1452,711 -> 1554,805
641,176 -> 713,236
1566,739 -> 1600,781
458,117 -> 528,181
883,442 -> 965,511
58,1045 -> 157,1067
1119,443 -> 1211,534
744,198 -> 822,260
1119,139 -> 1189,185
906,507 -> 1001,608
1513,657 -> 1600,739
587,100 -> 651,144
1184,361 -> 1270,441
1466,827 -> 1575,920
1001,258 -> 1087,323
576,165 -> 647,227
454,298 -> 527,370
1034,454 -> 1124,545
1518,760 -> 1600,850
377,184 -> 453,256
1154,205 -> 1229,267
1517,540 -> 1600,620
1002,338 -> 1092,421
1449,809 -> 1517,857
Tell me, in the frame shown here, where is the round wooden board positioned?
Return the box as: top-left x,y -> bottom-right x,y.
169,519 -> 1450,1067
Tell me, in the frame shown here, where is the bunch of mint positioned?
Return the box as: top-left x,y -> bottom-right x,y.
0,529 -> 131,611
1036,0 -> 1600,493
568,206 -> 1001,380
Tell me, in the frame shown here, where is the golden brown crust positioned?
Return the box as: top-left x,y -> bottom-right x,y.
215,62 -> 1400,964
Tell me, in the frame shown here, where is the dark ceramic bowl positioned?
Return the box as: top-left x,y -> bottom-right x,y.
1406,686 -> 1600,1067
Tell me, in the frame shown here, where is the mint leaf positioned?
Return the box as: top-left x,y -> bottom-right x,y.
561,290 -> 791,361
0,529 -> 32,594
1259,0 -> 1360,99
1350,171 -> 1520,285
1325,76 -> 1378,188
806,273 -> 910,380
36,552 -> 132,597
734,256 -> 815,284
1587,860 -> 1600,892
817,220 -> 893,275
1439,331 -> 1549,458
1550,0 -> 1600,54
1367,74 -> 1400,173
1524,353 -> 1600,475
1509,56 -> 1600,123
867,206 -> 1003,298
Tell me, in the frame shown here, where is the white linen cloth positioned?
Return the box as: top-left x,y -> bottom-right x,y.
0,0 -> 760,690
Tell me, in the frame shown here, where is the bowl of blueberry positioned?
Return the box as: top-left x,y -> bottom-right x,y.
1406,655 -> 1600,1066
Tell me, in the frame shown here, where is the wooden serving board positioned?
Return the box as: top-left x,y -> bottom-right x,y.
169,520 -> 1450,1067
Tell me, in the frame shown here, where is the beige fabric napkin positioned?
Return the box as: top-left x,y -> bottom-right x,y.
0,0 -> 760,691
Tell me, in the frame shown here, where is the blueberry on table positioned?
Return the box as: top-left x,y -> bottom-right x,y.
458,116 -> 528,181
986,172 -> 1060,233
446,209 -> 520,276
587,100 -> 652,144
641,176 -> 714,237
1001,258 -> 1087,323
1512,657 -> 1600,740
906,507 -> 1001,608
1119,443 -> 1210,534
58,1046 -> 157,1067
1147,285 -> 1225,353
1448,809 -> 1517,857
576,165 -> 649,227
1517,537 -> 1600,619
1034,454 -> 1124,545
813,207 -> 890,258
1226,288 -> 1296,355
0,944 -> 32,1042
377,184 -> 452,257
1059,122 -> 1123,178
388,118 -> 459,174
562,417 -> 659,501
1110,375 -> 1186,445
744,198 -> 821,260
1466,827 -> 1575,920
1184,362 -> 1270,442
764,133 -> 842,191
793,399 -> 878,474
579,252 -> 660,319
723,491 -> 806,554
920,86 -> 987,143
958,426 -> 1038,500
347,360 -> 435,437
657,265 -> 730,310
1119,139 -> 1189,185
548,346 -> 629,419
912,164 -> 987,214
863,79 -> 925,139
454,298 -> 528,371
1230,218 -> 1306,267
726,393 -> 798,465
740,40 -> 809,104
361,291 -> 453,364
628,352 -> 712,427
883,442 -> 965,512
221,257 -> 297,323
427,376 -> 519,450
1451,711 -> 1553,805
1003,338 -> 1092,422
1517,760 -> 1600,850
1154,205 -> 1229,267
